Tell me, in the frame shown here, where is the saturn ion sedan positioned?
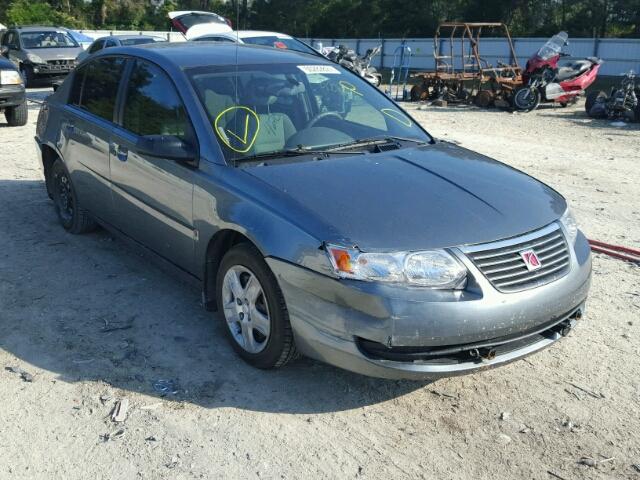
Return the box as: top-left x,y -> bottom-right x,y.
34,42 -> 592,380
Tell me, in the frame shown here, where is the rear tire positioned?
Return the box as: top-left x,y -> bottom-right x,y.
4,102 -> 27,126
50,160 -> 97,234
585,90 -> 606,114
513,87 -> 541,112
216,243 -> 297,369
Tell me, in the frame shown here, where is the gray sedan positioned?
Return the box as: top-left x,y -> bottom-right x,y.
76,35 -> 165,63
34,43 -> 591,380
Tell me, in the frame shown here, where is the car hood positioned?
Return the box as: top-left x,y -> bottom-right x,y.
29,47 -> 83,61
244,142 -> 567,251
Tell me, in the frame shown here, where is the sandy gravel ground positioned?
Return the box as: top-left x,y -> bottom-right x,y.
0,90 -> 639,480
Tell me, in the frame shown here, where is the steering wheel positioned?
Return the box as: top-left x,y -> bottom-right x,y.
306,111 -> 343,129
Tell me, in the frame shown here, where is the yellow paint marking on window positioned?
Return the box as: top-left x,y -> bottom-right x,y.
339,80 -> 363,96
214,106 -> 260,153
380,108 -> 412,127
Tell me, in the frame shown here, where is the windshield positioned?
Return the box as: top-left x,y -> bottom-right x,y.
20,31 -> 79,49
537,32 -> 568,60
241,36 -> 317,55
189,62 -> 430,163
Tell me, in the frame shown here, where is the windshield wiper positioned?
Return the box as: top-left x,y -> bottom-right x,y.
234,146 -> 364,164
325,136 -> 430,152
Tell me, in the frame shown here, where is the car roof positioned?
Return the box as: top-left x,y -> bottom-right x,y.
97,35 -> 162,41
13,26 -> 70,32
236,30 -> 294,40
101,42 -> 325,69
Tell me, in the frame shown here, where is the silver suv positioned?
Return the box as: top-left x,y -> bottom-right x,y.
1,26 -> 83,86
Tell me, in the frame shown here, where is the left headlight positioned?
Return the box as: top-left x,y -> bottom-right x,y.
325,244 -> 467,289
0,69 -> 23,86
560,207 -> 579,244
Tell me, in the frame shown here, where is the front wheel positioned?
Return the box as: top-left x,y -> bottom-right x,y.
216,243 -> 297,369
20,64 -> 36,88
4,102 -> 27,126
513,87 -> 541,112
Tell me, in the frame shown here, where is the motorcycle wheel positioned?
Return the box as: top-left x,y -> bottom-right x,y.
513,87 -> 541,112
585,90 -> 606,114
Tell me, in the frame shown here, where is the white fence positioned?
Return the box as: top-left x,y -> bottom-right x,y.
77,30 -> 640,76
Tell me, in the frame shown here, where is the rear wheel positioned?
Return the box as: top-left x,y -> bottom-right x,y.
50,160 -> 97,234
513,87 -> 541,112
216,243 -> 297,369
585,90 -> 606,114
4,102 -> 27,126
474,90 -> 494,108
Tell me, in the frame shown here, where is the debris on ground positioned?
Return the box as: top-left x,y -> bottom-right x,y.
500,411 -> 510,421
100,314 -> 136,333
111,399 -> 129,423
153,379 -> 180,396
5,366 -> 34,382
100,429 -> 125,442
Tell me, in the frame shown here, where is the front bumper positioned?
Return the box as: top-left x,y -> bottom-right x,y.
0,84 -> 26,109
267,227 -> 592,380
31,62 -> 76,78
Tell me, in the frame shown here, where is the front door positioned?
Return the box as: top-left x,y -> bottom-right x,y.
109,59 -> 196,274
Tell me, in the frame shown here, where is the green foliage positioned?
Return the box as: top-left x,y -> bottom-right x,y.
0,0 -> 638,37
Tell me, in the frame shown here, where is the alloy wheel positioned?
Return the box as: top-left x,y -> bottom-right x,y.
221,265 -> 271,354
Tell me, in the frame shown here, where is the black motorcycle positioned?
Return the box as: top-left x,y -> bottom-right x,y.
327,44 -> 382,87
586,71 -> 640,122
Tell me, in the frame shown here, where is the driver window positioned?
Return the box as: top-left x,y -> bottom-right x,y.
122,60 -> 191,139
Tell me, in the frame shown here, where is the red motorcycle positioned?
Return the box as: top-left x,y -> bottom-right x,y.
513,32 -> 602,111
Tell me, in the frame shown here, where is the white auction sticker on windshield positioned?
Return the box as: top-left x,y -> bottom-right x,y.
297,65 -> 340,75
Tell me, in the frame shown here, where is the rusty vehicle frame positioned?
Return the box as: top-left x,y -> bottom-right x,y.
410,22 -> 522,107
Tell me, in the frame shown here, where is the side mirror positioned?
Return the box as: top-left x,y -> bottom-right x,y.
0,46 -> 8,57
138,135 -> 197,163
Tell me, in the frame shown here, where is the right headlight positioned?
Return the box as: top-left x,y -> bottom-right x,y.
26,53 -> 45,64
560,207 -> 579,245
325,244 -> 467,289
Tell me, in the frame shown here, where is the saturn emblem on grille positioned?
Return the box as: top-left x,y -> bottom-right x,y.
520,249 -> 542,271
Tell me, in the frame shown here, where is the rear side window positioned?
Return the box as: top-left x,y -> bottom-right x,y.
122,60 -> 191,139
69,57 -> 125,121
88,39 -> 105,53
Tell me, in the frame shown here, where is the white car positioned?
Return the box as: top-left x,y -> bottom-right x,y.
168,11 -> 319,55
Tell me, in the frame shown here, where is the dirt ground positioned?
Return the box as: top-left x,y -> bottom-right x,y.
0,90 -> 639,480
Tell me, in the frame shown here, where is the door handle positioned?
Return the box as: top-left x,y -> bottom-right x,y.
65,123 -> 75,134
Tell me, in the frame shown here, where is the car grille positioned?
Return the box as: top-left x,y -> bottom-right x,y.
464,224 -> 571,293
47,59 -> 75,66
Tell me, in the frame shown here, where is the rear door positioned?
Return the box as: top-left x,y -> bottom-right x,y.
59,56 -> 126,223
109,59 -> 197,273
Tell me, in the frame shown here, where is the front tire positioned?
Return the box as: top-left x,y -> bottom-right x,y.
513,87 -> 541,112
50,160 -> 97,234
4,102 -> 27,126
20,64 -> 36,88
216,243 -> 297,369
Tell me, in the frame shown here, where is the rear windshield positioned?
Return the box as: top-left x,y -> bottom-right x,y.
178,13 -> 227,29
242,36 -> 317,55
188,62 -> 430,163
120,38 -> 160,46
20,31 -> 79,49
